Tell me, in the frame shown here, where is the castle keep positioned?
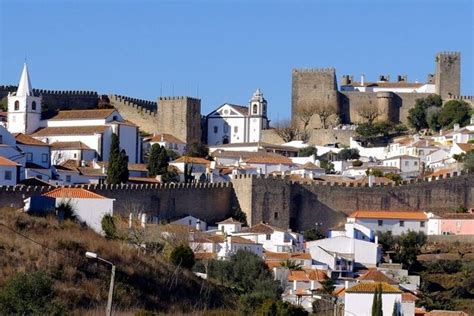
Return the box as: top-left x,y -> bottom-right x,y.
292,52 -> 466,128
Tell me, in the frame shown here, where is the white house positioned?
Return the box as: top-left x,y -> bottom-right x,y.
382,155 -> 420,178
209,142 -> 299,157
243,154 -> 294,175
143,133 -> 187,156
344,282 -> 405,316
191,233 -> 263,260
0,156 -> 20,185
171,215 -> 207,231
206,89 -> 270,145
450,142 -> 474,157
348,210 -> 428,235
233,223 -> 304,253
25,187 -> 114,234
217,217 -> 243,234
50,141 -> 97,165
306,236 -> 380,276
290,162 -> 326,179
169,156 -> 212,182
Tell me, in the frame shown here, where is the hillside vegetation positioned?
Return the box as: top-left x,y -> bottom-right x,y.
0,207 -> 235,314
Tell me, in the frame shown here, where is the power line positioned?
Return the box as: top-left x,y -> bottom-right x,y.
0,222 -> 69,258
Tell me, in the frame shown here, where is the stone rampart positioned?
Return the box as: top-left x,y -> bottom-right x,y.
109,94 -> 158,135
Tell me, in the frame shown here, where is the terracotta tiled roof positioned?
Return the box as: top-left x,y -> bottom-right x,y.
171,156 -> 211,165
128,177 -> 160,184
349,210 -> 427,220
306,269 -> 328,281
456,143 -> 474,152
333,287 -> 346,297
240,222 -> 285,234
145,133 -> 186,144
127,163 -> 148,172
358,269 -> 397,284
265,251 -> 311,261
32,126 -> 109,136
266,261 -> 283,270
206,235 -> 258,245
77,167 -> 106,177
14,133 -> 49,146
0,156 -> 20,166
244,154 -> 292,165
345,282 -> 402,293
217,217 -> 242,225
425,311 -> 468,316
299,162 -> 323,170
50,141 -> 92,150
49,109 -> 116,120
56,159 -> 80,171
383,155 -> 419,160
402,292 -> 418,302
194,252 -> 217,260
43,187 -> 107,199
288,270 -> 309,281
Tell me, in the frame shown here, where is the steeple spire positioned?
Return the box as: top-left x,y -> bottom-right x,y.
16,63 -> 33,97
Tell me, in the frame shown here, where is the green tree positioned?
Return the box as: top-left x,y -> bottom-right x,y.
147,144 -> 163,176
170,245 -> 195,269
280,259 -> 303,271
231,206 -> 248,226
298,146 -> 317,157
55,200 -> 75,221
426,106 -> 441,132
304,228 -> 325,241
107,134 -> 129,184
336,148 -> 360,160
320,160 -> 334,174
320,279 -> 335,295
0,271 -> 65,315
464,151 -> 474,172
385,172 -> 403,185
371,283 -> 383,316
407,95 -> 443,131
393,231 -> 427,270
185,142 -> 209,158
0,96 -> 7,111
101,214 -> 117,239
184,163 -> 194,183
438,100 -> 472,129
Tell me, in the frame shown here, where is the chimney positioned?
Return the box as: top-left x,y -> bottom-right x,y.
141,213 -> 146,228
454,123 -> 460,131
345,280 -> 349,289
368,171 -> 374,187
361,74 -> 365,86
80,160 -> 86,167
196,219 -> 201,231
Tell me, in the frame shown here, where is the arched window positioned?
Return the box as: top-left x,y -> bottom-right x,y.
14,101 -> 20,111
222,136 -> 229,144
253,104 -> 258,114
32,101 -> 37,111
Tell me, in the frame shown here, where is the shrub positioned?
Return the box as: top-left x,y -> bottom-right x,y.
298,146 -> 317,157
101,214 -> 117,239
0,271 -> 66,315
56,200 -> 76,221
337,148 -> 360,161
304,228 -> 325,241
170,245 -> 195,269
352,160 -> 363,167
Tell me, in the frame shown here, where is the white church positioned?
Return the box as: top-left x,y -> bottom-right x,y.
206,89 -> 270,145
6,63 -> 141,164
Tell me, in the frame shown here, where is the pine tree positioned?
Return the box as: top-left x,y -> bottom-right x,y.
392,301 -> 399,316
371,285 -> 379,316
147,144 -> 162,177
377,283 -> 383,316
157,146 -> 169,174
107,134 -> 129,184
107,133 -> 121,184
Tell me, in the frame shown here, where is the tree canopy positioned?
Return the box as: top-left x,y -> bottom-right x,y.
438,100 -> 472,129
298,146 -> 317,157
147,144 -> 169,176
185,142 -> 209,158
407,95 -> 443,131
107,133 -> 129,184
336,148 -> 360,161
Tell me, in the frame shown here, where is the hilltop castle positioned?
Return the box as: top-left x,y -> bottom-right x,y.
291,52 -> 471,129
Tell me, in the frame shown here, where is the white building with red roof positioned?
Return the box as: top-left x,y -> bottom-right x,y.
348,210 -> 428,235
25,187 -> 114,234
0,156 -> 21,185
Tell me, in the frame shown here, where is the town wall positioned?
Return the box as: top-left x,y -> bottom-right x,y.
109,94 -> 159,135
0,173 -> 473,231
435,52 -> 461,99
0,182 -> 234,224
261,127 -> 356,147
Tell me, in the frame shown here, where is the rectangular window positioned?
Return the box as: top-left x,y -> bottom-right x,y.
266,234 -> 271,240
420,221 -> 425,228
274,212 -> 279,219
41,153 -> 48,163
404,161 -> 409,166
223,124 -> 228,133
213,126 -> 218,134
4,170 -> 12,180
234,126 -> 238,133
73,153 -> 77,159
399,220 -> 405,227
66,175 -> 71,182
414,161 -> 418,166
0,135 -> 3,144
26,153 -> 33,162
378,220 -> 383,226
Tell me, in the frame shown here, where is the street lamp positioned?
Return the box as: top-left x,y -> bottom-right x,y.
85,251 -> 116,316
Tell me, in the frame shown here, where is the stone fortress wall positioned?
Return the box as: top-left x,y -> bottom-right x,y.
291,52 -> 472,129
1,172 -> 472,232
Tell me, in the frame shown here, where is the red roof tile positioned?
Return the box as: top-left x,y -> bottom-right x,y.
43,188 -> 107,199
349,210 -> 427,220
0,156 -> 20,167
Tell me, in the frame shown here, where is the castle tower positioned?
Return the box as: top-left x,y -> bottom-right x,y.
376,92 -> 397,123
157,96 -> 202,144
247,88 -> 269,142
435,52 -> 461,99
291,68 -> 339,129
7,63 -> 42,134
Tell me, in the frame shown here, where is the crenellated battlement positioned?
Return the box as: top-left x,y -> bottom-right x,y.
109,94 -> 157,116
158,96 -> 201,102
33,89 -> 98,96
436,51 -> 461,57
448,95 -> 474,101
292,67 -> 336,73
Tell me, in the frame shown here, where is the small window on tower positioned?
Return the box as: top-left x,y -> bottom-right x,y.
32,101 -> 37,111
253,104 -> 258,114
14,101 -> 20,111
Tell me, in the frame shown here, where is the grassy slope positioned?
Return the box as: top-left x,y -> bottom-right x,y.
0,207 -> 235,314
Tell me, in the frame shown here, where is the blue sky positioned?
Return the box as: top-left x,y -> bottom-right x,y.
1,0 -> 472,120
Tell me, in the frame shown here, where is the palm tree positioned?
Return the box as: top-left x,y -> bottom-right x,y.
280,259 -> 303,271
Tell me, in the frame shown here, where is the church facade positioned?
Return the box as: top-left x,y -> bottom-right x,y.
206,89 -> 270,145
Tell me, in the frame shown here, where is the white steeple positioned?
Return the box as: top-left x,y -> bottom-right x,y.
16,63 -> 33,97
